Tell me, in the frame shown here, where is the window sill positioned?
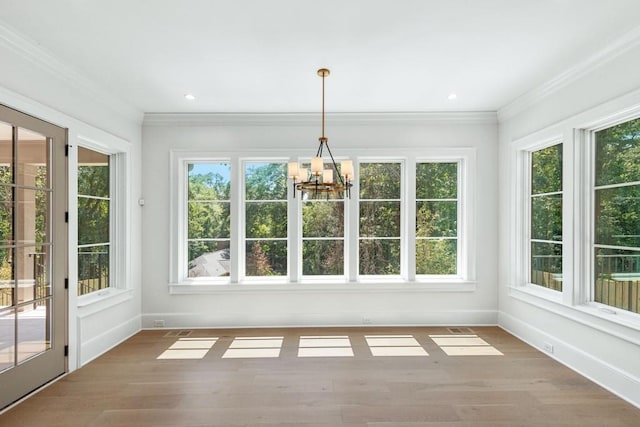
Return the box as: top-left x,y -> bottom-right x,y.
169,280 -> 476,294
77,288 -> 134,318
509,285 -> 640,345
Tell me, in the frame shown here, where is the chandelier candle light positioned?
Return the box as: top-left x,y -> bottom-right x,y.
288,68 -> 354,198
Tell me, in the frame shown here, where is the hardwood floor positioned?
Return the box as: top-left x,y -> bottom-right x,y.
1,326 -> 638,426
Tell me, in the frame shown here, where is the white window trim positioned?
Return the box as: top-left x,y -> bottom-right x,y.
240,157 -> 290,282
509,89 -> 640,336
169,147 -> 477,292
73,133 -> 131,308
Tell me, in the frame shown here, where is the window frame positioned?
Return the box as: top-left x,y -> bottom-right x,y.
510,101 -> 640,333
74,135 -> 130,307
240,158 -> 290,282
587,117 -> 640,317
526,141 -> 564,293
415,159 -> 463,280
169,148 -> 476,292
357,158 -> 405,280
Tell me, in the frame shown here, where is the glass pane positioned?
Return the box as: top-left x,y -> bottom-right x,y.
17,298 -> 51,364
246,202 -> 287,239
245,162 -> 287,200
595,185 -> 640,248
595,118 -> 640,187
188,240 -> 230,278
416,162 -> 457,199
0,248 -> 13,309
416,239 -> 457,275
531,194 -> 562,241
360,201 -> 400,237
416,201 -> 457,238
78,196 -> 109,245
595,247 -> 640,314
14,188 -> 49,245
15,245 -> 51,304
78,147 -> 110,198
531,144 -> 562,195
16,127 -> 48,189
188,162 -> 231,201
78,246 -> 110,296
359,239 -> 400,275
359,163 -> 401,199
530,242 -> 562,290
0,185 -> 13,245
302,201 -> 344,238
188,201 -> 230,239
0,121 -> 12,184
245,240 -> 287,276
302,240 -> 344,275
0,309 -> 14,372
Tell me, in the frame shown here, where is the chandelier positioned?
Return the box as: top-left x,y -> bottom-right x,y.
288,68 -> 353,198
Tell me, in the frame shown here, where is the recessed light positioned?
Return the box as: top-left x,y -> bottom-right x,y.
447,93 -> 457,100
184,94 -> 196,100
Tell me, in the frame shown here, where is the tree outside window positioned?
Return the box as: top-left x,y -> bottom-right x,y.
359,162 -> 401,275
594,118 -> 640,313
244,162 -> 288,277
77,146 -> 110,295
530,143 -> 563,291
416,162 -> 458,275
187,162 -> 231,278
301,162 -> 345,276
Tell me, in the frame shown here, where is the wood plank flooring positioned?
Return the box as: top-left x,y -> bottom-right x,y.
1,326 -> 639,426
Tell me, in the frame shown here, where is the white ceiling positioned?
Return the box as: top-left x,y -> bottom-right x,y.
1,0 -> 640,114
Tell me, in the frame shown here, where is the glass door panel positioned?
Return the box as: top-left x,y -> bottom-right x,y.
0,104 -> 66,410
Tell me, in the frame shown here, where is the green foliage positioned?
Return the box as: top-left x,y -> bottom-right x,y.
302,240 -> 344,275
246,240 -> 287,276
359,239 -> 400,275
531,144 -> 562,195
245,163 -> 287,200
416,163 -> 457,199
359,163 -> 401,199
531,194 -> 562,241
416,239 -> 456,275
303,201 -> 344,238
595,118 -> 640,186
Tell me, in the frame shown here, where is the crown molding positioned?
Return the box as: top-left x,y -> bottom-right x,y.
498,25 -> 640,123
0,20 -> 143,124
143,111 -> 497,127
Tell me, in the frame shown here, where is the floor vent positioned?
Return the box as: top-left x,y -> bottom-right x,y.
164,330 -> 193,338
447,327 -> 474,334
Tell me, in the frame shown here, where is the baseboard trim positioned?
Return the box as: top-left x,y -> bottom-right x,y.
498,311 -> 640,409
141,310 -> 498,330
79,315 -> 142,366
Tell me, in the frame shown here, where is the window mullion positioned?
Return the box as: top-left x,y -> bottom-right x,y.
406,157 -> 416,281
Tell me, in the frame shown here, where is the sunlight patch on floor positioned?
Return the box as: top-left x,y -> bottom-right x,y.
365,334 -> 428,357
429,334 -> 503,356
222,336 -> 283,358
298,335 -> 354,357
157,337 -> 218,360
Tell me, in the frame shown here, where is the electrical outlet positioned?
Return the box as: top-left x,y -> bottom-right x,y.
542,342 -> 554,354
153,320 -> 165,328
362,317 -> 372,324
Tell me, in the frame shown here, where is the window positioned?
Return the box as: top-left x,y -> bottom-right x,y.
359,161 -> 402,275
171,150 -> 474,287
244,161 -> 288,278
77,147 -> 110,296
529,143 -> 563,291
186,162 -> 231,279
301,162 -> 345,277
416,162 -> 459,275
593,118 -> 640,314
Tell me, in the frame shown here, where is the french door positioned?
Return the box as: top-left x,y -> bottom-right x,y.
0,104 -> 67,410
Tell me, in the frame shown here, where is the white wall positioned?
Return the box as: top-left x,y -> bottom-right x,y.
498,43 -> 640,407
141,113 -> 499,328
0,27 -> 143,369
